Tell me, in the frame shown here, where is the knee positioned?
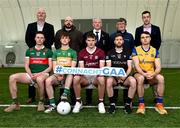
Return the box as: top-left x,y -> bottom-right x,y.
129,77 -> 137,89
136,75 -> 145,85
9,74 -> 17,83
45,77 -> 52,86
73,76 -> 80,86
157,75 -> 164,84
106,78 -> 113,88
36,77 -> 44,84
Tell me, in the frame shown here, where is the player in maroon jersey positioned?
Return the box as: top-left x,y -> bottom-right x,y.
72,32 -> 106,114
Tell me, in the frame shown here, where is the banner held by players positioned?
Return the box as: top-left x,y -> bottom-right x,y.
54,66 -> 126,77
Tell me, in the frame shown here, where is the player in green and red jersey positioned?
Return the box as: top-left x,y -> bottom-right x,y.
44,32 -> 77,113
4,32 -> 53,112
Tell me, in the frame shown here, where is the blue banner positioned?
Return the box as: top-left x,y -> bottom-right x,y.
54,66 -> 126,77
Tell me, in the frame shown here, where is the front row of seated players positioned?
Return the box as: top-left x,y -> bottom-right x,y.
4,31 -> 167,115
4,31 -> 53,112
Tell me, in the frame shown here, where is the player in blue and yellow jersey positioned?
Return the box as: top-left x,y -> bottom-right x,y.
4,32 -> 53,112
132,31 -> 167,115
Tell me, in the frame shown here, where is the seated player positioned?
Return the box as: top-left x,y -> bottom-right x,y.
106,33 -> 136,114
72,32 -> 106,114
4,31 -> 53,112
44,32 -> 77,113
132,31 -> 167,115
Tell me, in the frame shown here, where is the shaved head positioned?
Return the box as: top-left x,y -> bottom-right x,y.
36,7 -> 46,21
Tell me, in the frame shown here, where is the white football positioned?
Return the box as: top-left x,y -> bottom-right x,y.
57,101 -> 71,115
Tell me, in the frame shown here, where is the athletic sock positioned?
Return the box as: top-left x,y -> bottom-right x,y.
156,96 -> 163,104
139,97 -> 144,104
63,87 -> 70,96
49,98 -> 56,106
126,97 -> 132,105
109,96 -> 115,105
76,97 -> 81,103
12,98 -> 18,104
99,99 -> 104,103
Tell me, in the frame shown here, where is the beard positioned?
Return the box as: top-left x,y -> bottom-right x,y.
65,23 -> 72,29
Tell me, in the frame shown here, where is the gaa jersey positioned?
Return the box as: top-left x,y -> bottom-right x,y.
132,46 -> 159,72
25,47 -> 53,73
106,48 -> 131,71
52,48 -> 77,67
78,48 -> 105,68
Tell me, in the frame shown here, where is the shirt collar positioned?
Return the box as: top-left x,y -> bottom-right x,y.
35,45 -> 45,50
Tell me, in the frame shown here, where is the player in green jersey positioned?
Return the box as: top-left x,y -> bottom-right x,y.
4,32 -> 53,112
44,32 -> 77,113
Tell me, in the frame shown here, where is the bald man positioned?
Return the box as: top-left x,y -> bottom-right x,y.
54,16 -> 83,53
25,7 -> 54,103
54,16 -> 83,105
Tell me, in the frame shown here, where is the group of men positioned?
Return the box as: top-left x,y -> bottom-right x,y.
4,7 -> 167,115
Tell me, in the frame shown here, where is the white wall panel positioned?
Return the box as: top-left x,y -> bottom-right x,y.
81,0 -> 93,18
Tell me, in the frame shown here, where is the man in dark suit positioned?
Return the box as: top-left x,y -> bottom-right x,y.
25,8 -> 54,49
82,18 -> 110,105
135,11 -> 161,50
25,8 -> 54,103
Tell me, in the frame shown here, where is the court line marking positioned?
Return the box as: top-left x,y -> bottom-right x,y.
0,104 -> 180,109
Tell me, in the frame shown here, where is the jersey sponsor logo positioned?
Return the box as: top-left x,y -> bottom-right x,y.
30,58 -> 48,64
54,66 -> 126,77
95,56 -> 98,59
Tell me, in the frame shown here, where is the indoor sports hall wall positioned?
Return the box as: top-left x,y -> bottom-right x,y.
0,0 -> 180,67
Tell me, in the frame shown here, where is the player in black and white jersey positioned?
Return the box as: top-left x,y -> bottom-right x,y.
106,33 -> 136,114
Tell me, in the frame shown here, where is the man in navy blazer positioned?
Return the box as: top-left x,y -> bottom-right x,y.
25,8 -> 54,103
25,8 -> 54,49
135,11 -> 161,50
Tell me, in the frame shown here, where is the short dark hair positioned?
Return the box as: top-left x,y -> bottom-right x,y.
35,31 -> 45,37
60,31 -> 70,39
117,18 -> 127,24
114,33 -> 123,39
141,31 -> 151,36
142,11 -> 151,16
86,32 -> 96,39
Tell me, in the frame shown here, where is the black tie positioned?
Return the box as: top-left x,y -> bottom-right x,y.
95,31 -> 99,42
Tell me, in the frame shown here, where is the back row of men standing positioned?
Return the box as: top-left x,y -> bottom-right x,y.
25,8 -> 161,106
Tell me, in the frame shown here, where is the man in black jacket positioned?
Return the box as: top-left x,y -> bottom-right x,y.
135,11 -> 161,50
82,18 -> 110,105
25,8 -> 54,103
54,16 -> 83,53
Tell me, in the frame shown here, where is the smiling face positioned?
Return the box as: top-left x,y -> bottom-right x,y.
64,16 -> 73,29
116,21 -> 126,31
60,36 -> 70,46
